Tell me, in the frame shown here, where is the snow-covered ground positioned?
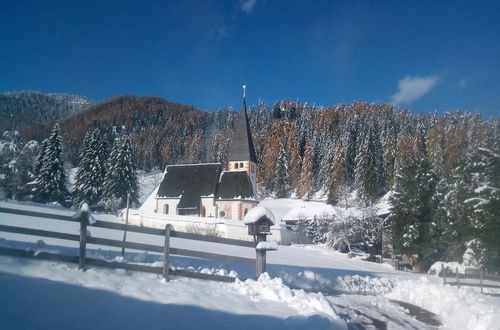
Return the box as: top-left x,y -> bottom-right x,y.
1,200 -> 499,329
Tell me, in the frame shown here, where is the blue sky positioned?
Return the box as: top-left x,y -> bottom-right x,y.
1,0 -> 499,116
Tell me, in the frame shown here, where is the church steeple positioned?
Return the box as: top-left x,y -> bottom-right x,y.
228,86 -> 257,163
227,86 -> 258,196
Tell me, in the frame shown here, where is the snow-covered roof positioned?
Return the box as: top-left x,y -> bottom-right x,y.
216,171 -> 257,201
243,206 -> 276,225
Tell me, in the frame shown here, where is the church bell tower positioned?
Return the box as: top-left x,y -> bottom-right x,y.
227,85 -> 257,196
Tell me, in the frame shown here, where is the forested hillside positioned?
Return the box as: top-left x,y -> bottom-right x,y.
14,95 -> 499,201
0,91 -> 93,131
1,93 -> 499,269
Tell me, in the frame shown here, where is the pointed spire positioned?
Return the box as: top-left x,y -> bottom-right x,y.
228,85 -> 257,163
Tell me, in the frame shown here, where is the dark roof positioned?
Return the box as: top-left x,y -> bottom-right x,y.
157,164 -> 221,209
216,171 -> 256,200
228,99 -> 257,163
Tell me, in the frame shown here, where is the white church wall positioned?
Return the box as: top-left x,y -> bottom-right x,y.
126,211 -> 297,245
201,197 -> 217,218
155,198 -> 180,215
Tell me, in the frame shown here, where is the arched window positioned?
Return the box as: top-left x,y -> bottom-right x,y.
219,211 -> 226,218
244,208 -> 248,216
163,204 -> 169,214
235,163 -> 239,169
239,162 -> 244,168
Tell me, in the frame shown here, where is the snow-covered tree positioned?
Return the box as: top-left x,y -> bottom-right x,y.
389,150 -> 437,270
305,216 -> 329,244
32,138 -> 48,179
274,143 -> 291,198
434,146 -> 500,268
35,124 -> 68,203
103,136 -> 139,209
354,121 -> 385,202
73,129 -> 108,206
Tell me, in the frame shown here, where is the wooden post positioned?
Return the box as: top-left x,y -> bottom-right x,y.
121,192 -> 130,258
163,224 -> 171,280
79,206 -> 88,270
255,234 -> 266,278
442,264 -> 446,285
456,267 -> 460,289
480,267 -> 484,294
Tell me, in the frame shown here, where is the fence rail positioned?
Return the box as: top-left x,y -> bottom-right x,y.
0,206 -> 264,282
440,264 -> 500,293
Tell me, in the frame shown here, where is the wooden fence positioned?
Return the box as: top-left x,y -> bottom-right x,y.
0,206 -> 265,283
440,264 -> 500,294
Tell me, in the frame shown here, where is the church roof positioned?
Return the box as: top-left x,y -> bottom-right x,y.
156,164 -> 257,208
156,163 -> 221,209
216,171 -> 256,200
228,99 -> 257,163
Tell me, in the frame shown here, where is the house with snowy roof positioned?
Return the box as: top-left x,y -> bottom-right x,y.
153,87 -> 258,221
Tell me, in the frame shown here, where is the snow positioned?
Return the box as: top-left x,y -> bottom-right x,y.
256,241 -> 278,251
1,200 -> 500,330
0,258 -> 345,330
386,277 -> 500,330
243,206 -> 276,225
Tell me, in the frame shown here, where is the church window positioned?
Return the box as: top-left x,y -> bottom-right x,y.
235,163 -> 239,169
239,162 -> 244,168
163,204 -> 169,214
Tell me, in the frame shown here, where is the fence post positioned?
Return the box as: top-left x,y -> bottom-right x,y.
163,224 -> 171,280
79,204 -> 89,270
456,267 -> 460,289
480,267 -> 484,294
442,264 -> 446,285
255,234 -> 266,278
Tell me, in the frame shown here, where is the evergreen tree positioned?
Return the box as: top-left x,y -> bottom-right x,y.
354,121 -> 385,202
103,137 -> 139,208
389,151 -> 437,271
345,116 -> 359,187
35,124 -> 68,203
434,147 -> 500,268
73,129 -> 108,206
274,143 -> 291,198
32,139 -> 49,179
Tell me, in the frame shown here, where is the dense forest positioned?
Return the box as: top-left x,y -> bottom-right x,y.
0,91 -> 93,131
1,93 -> 499,270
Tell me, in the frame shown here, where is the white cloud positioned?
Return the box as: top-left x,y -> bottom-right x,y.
390,75 -> 439,105
240,0 -> 257,14
210,26 -> 230,39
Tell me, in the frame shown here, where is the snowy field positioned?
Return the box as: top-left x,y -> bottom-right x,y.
1,200 -> 499,329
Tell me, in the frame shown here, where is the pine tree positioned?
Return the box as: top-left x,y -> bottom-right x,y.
32,139 -> 49,179
354,121 -> 385,202
73,129 -> 108,206
103,137 -> 139,209
389,151 -> 437,271
274,142 -> 291,198
35,124 -> 68,203
434,147 -> 500,268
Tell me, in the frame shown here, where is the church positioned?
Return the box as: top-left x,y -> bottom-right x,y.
154,87 -> 259,221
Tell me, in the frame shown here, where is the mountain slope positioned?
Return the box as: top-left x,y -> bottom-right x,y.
0,91 -> 94,131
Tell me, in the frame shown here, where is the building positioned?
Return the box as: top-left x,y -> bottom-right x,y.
154,87 -> 259,221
